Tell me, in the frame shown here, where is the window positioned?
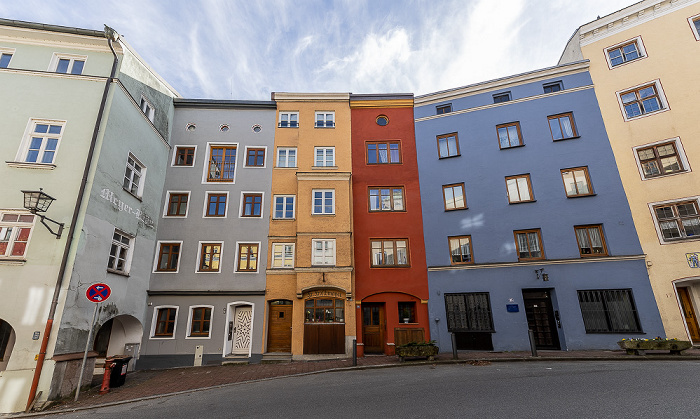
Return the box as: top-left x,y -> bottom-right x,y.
188,307 -> 212,338
445,293 -> 494,332
312,190 -> 334,215
371,239 -> 409,267
369,187 -> 405,212
618,81 -> 666,120
635,140 -> 687,179
436,104 -> 452,114
279,112 -> 299,128
246,147 -> 265,167
17,119 -> 65,165
548,113 -> 577,140
690,15 -> 700,40
514,229 -> 544,261
140,97 -> 155,122
606,38 -> 645,67
165,192 -> 189,217
493,92 -> 511,103
653,199 -> 700,242
314,147 -> 335,167
272,243 -> 295,268
198,243 -> 222,272
186,123 -> 196,132
155,242 -> 181,272
398,302 -> 416,323
0,212 -> 34,259
123,154 -> 145,197
561,167 -> 593,197
367,141 -> 401,164
50,53 -> 86,75
237,243 -> 259,272
448,236 -> 473,265
315,112 -> 335,128
312,239 -> 335,266
437,133 -> 460,158
207,145 -> 237,182
276,147 -> 297,168
505,175 -> 533,203
577,289 -> 641,333
241,193 -> 263,217
442,183 -> 466,211
575,225 -> 608,257
0,49 -> 14,68
273,195 -> 295,219
108,230 -> 133,274
305,298 -> 344,323
376,115 -> 389,126
173,146 -> 195,166
497,122 -> 523,149
153,307 -> 177,338
205,193 -> 227,217
543,82 -> 562,93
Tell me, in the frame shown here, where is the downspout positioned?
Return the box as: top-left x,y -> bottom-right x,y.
26,25 -> 121,412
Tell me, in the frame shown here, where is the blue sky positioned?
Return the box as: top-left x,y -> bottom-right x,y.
1,0 -> 633,99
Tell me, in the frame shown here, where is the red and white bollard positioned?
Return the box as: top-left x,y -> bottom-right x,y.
98,359 -> 113,395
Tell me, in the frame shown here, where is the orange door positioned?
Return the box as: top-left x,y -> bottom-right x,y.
678,287 -> 700,342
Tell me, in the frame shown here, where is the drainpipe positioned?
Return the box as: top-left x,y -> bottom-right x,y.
25,25 -> 121,412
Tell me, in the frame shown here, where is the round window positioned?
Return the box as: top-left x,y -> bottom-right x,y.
252,124 -> 262,133
376,115 -> 389,126
220,124 -> 230,132
186,123 -> 196,131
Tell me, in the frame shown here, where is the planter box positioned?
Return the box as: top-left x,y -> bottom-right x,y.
617,340 -> 692,355
396,345 -> 439,362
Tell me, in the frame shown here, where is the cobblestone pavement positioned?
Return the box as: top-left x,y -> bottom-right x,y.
33,348 -> 700,414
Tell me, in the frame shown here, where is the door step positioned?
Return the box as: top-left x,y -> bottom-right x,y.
262,352 -> 292,364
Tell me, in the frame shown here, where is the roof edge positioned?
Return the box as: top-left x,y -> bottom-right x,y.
0,18 -> 105,38
174,98 -> 277,109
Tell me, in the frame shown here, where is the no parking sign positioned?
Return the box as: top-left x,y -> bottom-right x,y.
86,283 -> 111,303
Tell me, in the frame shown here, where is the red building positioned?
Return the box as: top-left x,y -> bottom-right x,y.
350,94 -> 430,356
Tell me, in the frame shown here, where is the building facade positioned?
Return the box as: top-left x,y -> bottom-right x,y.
414,61 -> 665,352
349,94 -> 431,356
560,0 -> 700,343
139,99 -> 276,368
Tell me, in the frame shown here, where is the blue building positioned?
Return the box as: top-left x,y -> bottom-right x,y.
414,61 -> 665,352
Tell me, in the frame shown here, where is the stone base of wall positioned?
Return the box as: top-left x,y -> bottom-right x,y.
49,352 -> 98,400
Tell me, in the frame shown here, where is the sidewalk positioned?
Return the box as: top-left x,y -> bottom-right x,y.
32,348 -> 700,414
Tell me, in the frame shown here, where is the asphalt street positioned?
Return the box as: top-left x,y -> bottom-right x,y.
40,361 -> 700,418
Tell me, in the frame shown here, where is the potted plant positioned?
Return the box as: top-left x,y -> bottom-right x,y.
395,340 -> 439,362
617,337 -> 692,355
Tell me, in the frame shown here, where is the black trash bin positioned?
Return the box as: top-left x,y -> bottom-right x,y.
108,356 -> 132,388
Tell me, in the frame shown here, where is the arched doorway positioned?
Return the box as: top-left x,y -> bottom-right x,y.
0,319 -> 15,372
267,300 -> 293,353
93,315 -> 142,371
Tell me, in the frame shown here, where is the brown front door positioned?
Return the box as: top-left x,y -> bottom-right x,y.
523,290 -> 560,350
678,287 -> 700,342
267,300 -> 292,352
362,303 -> 385,353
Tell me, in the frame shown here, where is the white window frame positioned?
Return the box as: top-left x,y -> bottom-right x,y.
203,191 -> 230,218
278,112 -> 299,128
196,241 -> 224,273
616,79 -> 669,122
271,243 -> 295,269
202,142 -> 239,184
107,229 -> 134,275
171,145 -> 197,167
633,137 -> 691,181
15,118 -> 66,166
185,305 -> 214,339
239,191 -> 265,218
235,241 -> 261,273
123,153 -> 146,197
0,211 -> 35,259
163,191 -> 191,218
689,13 -> 700,41
312,189 -> 335,215
276,147 -> 297,168
244,145 -> 268,169
311,239 -> 336,266
315,111 -> 335,128
48,53 -> 87,75
273,195 -> 296,219
152,240 -> 183,273
0,47 -> 15,68
604,36 -> 647,69
149,305 -> 179,339
649,196 -> 700,244
140,96 -> 155,122
314,147 -> 336,167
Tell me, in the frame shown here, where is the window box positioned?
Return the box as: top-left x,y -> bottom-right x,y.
617,338 -> 691,355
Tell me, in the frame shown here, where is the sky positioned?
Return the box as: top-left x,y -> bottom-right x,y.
0,0 -> 635,100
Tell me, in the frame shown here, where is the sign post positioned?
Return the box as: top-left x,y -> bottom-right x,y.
75,283 -> 111,401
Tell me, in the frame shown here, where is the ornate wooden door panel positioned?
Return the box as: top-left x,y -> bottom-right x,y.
267,301 -> 292,352
232,306 -> 252,355
523,290 -> 560,350
362,304 -> 385,353
679,287 -> 700,342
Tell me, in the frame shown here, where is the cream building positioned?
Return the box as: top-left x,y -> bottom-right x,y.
560,0 -> 700,342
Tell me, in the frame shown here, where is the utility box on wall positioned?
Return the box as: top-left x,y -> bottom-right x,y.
124,343 -> 140,371
194,345 -> 204,367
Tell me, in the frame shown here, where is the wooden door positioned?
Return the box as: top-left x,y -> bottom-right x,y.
523,290 -> 560,350
678,287 -> 700,342
231,306 -> 252,355
362,304 -> 385,353
267,301 -> 292,352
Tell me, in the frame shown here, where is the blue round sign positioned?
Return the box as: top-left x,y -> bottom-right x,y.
86,283 -> 111,303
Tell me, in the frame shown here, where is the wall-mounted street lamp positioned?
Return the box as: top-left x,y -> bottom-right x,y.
21,189 -> 64,239
535,268 -> 549,281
